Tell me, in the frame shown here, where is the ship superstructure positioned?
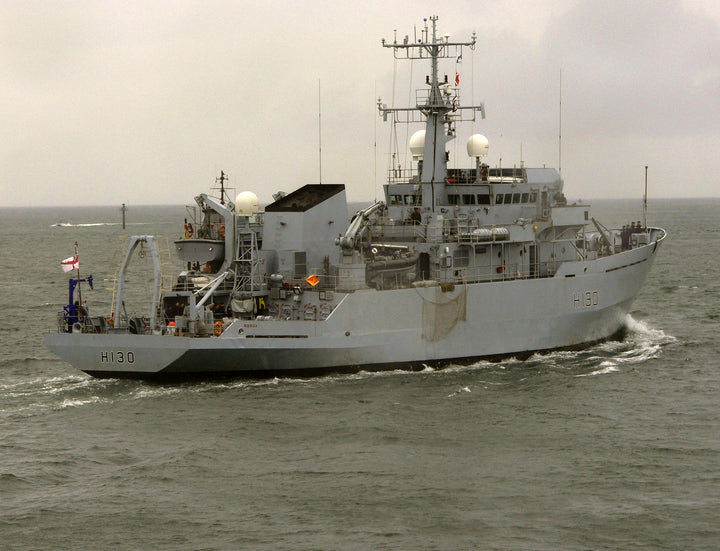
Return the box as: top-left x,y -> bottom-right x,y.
46,16 -> 665,378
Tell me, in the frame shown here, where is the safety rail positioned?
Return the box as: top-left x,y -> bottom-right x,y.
182,208 -> 264,242
371,216 -> 515,245
386,167 -> 420,185
448,261 -> 558,284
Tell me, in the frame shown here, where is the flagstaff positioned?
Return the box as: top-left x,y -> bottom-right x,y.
74,241 -> 83,323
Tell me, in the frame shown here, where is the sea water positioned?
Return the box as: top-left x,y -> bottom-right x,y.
1,199 -> 718,550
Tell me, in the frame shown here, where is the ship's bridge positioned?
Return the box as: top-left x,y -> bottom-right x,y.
385,166 -> 564,211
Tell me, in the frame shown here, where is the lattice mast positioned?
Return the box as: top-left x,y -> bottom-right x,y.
378,16 -> 485,211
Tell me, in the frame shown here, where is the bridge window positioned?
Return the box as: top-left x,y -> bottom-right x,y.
389,194 -> 402,205
529,192 -> 537,203
477,194 -> 491,205
521,193 -> 529,203
447,194 -> 460,205
512,193 -> 521,204
462,194 -> 476,205
496,194 -> 504,205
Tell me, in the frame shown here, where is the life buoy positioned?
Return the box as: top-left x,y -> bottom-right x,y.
214,321 -> 224,336
218,225 -> 225,238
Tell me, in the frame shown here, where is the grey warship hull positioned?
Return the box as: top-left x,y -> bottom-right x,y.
45,235 -> 662,379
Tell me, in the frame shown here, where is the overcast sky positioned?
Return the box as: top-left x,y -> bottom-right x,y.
2,0 -> 719,207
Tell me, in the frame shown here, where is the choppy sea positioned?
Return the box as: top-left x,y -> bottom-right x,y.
0,198 -> 718,550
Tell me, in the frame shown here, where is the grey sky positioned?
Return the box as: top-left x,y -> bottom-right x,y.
2,0 -> 719,207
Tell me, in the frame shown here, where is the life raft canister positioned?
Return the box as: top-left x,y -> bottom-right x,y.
214,321 -> 224,336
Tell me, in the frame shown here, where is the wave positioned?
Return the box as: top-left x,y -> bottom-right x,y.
447,386 -> 472,398
0,473 -> 32,490
0,374 -> 98,397
54,396 -> 107,409
576,361 -> 619,377
1,372 -> 291,419
573,315 -> 675,377
347,314 -> 674,383
0,373 -> 118,420
1,315 -> 674,418
0,355 -> 60,367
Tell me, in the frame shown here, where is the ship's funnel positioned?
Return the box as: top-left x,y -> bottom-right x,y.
409,130 -> 426,161
467,134 -> 489,158
235,191 -> 259,216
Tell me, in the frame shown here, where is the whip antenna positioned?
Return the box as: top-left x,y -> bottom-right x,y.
318,79 -> 322,184
644,165 -> 648,229
558,68 -> 562,177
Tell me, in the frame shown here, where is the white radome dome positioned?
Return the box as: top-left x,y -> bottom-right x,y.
235,191 -> 259,216
467,134 -> 489,158
409,130 -> 426,160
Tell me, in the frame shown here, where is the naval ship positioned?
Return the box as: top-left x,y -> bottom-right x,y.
45,16 -> 665,379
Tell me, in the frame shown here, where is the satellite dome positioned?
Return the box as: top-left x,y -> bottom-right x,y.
235,191 -> 259,216
467,134 -> 489,158
409,130 -> 426,160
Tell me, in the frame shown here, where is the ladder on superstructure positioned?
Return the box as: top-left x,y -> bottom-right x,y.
232,227 -> 262,297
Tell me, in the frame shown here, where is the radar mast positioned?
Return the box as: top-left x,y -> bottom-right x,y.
378,16 -> 485,211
